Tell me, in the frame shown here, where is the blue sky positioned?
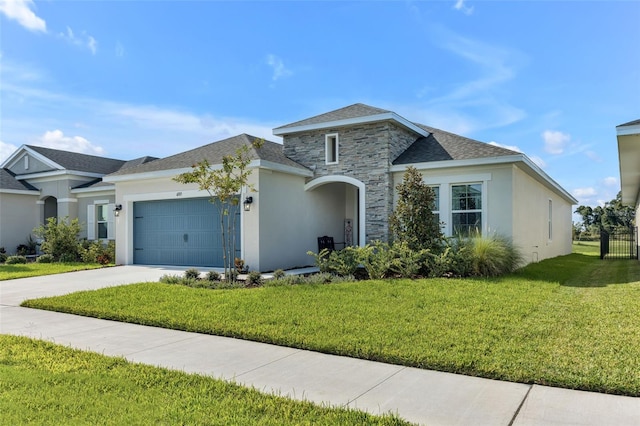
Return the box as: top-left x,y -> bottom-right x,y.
1,0 -> 639,209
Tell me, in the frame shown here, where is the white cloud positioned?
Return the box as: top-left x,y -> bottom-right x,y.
542,130 -> 570,154
0,0 -> 46,33
453,0 -> 474,15
58,26 -> 98,55
266,54 -> 293,81
415,25 -> 527,133
573,187 -> 597,198
36,130 -> 105,155
0,140 -> 19,164
488,141 -> 522,153
603,176 -> 618,187
585,150 -> 602,162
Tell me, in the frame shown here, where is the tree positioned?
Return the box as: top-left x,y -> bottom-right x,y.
389,166 -> 443,251
174,138 -> 263,282
574,191 -> 635,235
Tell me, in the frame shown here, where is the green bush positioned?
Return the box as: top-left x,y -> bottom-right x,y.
272,269 -> 286,279
206,271 -> 221,281
80,240 -> 115,265
36,254 -> 55,264
159,274 -> 183,284
245,271 -> 263,287
184,269 -> 201,280
387,241 -> 427,278
34,217 -> 82,262
358,241 -> 398,280
6,255 -> 28,264
308,247 -> 361,277
0,253 -> 7,264
468,233 -> 523,277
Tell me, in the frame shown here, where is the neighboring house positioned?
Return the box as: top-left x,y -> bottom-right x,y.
0,145 -> 155,253
102,103 -> 577,271
104,104 -> 577,271
617,119 -> 640,230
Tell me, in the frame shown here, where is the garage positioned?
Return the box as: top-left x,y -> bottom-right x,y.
133,198 -> 240,267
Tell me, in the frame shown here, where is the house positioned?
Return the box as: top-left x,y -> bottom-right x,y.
616,118 -> 640,227
1,104 -> 577,269
0,145 -> 155,253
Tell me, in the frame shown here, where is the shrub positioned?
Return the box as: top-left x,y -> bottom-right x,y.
358,241 -> 398,280
34,217 -> 82,262
272,269 -> 286,279
6,255 -> 28,264
59,253 -> 79,263
468,233 -> 523,277
159,274 -> 183,284
266,274 -> 304,287
234,258 -> 247,273
0,253 -> 6,264
184,268 -> 201,280
307,249 -> 332,273
245,271 -> 263,287
36,254 -> 55,263
388,241 -> 428,278
304,272 -> 342,285
80,240 -> 115,265
206,271 -> 221,281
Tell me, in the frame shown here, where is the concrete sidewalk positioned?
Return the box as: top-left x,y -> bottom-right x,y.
1,266 -> 639,425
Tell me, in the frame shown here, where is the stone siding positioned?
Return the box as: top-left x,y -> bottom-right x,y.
283,120 -> 418,242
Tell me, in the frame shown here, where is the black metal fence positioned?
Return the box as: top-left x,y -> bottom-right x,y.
600,226 -> 638,259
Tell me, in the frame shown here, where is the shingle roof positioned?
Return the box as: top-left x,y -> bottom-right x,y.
107,134 -> 308,177
617,119 -> 640,127
26,145 -> 127,174
274,103 -> 392,131
392,123 -> 520,164
0,168 -> 39,191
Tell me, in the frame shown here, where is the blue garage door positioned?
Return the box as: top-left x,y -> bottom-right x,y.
133,198 -> 240,267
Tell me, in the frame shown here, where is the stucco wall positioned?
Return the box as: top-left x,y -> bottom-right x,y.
76,193 -> 117,240
247,170 -> 346,271
512,165 -> 573,263
393,164 -> 514,237
0,193 -> 40,254
7,153 -> 53,175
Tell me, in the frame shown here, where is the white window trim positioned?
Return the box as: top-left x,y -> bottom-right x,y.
24,155 -> 29,170
419,173 -> 491,237
548,199 -> 553,242
450,183 -> 483,236
325,133 -> 339,165
87,200 -> 115,241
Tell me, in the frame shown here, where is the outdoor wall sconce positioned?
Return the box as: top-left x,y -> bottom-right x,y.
114,204 -> 123,217
243,196 -> 253,212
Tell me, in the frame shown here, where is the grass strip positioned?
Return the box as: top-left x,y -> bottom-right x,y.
0,263 -> 104,281
22,248 -> 640,396
0,334 -> 408,425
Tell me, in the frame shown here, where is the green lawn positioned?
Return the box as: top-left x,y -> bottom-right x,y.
0,335 -> 406,425
23,246 -> 640,396
0,262 -> 104,280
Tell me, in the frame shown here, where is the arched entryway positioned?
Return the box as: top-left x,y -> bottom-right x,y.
304,175 -> 365,247
43,196 -> 58,223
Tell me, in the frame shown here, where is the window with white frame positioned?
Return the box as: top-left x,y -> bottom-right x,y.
548,199 -> 553,240
430,186 -> 440,224
87,202 -> 114,240
325,133 -> 339,164
451,183 -> 482,236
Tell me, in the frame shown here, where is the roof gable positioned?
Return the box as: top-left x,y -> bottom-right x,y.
25,145 -> 127,175
275,103 -> 392,130
0,168 -> 39,192
107,134 -> 308,177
